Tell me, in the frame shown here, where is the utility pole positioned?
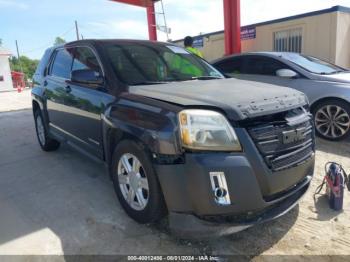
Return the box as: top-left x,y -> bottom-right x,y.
15,40 -> 23,73
75,20 -> 80,40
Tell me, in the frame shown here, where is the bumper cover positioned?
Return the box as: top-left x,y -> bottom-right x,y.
168,175 -> 310,238
155,150 -> 314,238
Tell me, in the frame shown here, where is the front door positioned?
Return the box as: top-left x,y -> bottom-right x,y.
63,46 -> 113,158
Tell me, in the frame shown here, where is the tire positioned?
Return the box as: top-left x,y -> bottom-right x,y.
111,140 -> 167,223
34,110 -> 60,151
312,99 -> 350,141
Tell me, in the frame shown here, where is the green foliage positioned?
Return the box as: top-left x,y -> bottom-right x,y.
54,37 -> 66,46
9,56 -> 39,80
0,38 -> 2,46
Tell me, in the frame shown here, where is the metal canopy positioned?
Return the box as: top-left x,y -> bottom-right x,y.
110,0 -> 159,7
110,0 -> 241,54
110,0 -> 159,40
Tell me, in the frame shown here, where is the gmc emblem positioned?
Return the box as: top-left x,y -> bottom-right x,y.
282,128 -> 306,144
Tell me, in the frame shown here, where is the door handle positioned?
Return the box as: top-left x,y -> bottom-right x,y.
65,85 -> 72,93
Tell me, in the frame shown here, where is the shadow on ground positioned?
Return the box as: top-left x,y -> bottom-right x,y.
316,137 -> 350,158
312,193 -> 343,221
164,206 -> 299,257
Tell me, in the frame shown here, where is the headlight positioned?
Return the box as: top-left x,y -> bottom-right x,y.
178,109 -> 242,151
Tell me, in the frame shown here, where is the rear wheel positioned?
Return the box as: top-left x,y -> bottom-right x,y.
313,100 -> 350,141
34,110 -> 60,151
111,140 -> 166,223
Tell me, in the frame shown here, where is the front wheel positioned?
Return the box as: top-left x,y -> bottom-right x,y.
313,100 -> 350,141
111,140 -> 167,223
34,110 -> 60,151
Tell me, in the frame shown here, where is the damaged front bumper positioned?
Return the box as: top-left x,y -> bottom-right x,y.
154,144 -> 314,238
168,175 -> 310,238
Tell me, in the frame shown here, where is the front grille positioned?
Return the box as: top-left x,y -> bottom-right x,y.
246,109 -> 315,172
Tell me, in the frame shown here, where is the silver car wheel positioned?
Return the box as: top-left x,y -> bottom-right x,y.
315,105 -> 350,139
117,153 -> 149,211
36,115 -> 46,145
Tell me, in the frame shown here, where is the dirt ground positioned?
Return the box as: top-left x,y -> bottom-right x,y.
0,90 -> 350,259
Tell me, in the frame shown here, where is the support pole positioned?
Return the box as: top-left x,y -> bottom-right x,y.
75,20 -> 80,40
160,0 -> 169,41
146,4 -> 157,41
223,0 -> 241,55
15,40 -> 23,73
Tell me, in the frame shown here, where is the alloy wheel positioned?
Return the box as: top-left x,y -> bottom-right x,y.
36,115 -> 46,145
315,105 -> 350,139
117,153 -> 149,211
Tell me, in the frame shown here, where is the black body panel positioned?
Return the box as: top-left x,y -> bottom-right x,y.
31,39 -> 315,236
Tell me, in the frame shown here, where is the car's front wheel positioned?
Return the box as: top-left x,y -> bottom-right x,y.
313,100 -> 350,141
34,110 -> 60,151
111,140 -> 167,223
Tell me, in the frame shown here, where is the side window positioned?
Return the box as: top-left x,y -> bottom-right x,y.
215,57 -> 243,74
50,48 -> 74,79
72,47 -> 102,76
244,57 -> 286,76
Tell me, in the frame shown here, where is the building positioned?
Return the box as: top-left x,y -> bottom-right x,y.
173,5 -> 350,68
0,47 -> 13,92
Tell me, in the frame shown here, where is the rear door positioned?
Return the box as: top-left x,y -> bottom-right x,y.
63,46 -> 111,158
44,47 -> 74,135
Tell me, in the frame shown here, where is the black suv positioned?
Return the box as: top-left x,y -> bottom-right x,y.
32,40 -> 315,237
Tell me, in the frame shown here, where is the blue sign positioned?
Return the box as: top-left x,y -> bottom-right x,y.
241,26 -> 256,40
193,37 -> 204,48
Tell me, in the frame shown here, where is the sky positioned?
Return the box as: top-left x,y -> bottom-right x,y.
1,0 -> 350,59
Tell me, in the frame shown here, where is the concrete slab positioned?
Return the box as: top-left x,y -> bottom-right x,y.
0,89 -> 31,112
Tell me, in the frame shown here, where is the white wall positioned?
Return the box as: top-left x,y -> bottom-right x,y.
0,55 -> 13,92
334,11 -> 350,68
242,12 -> 338,64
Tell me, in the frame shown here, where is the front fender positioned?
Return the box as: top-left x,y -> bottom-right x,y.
102,95 -> 183,165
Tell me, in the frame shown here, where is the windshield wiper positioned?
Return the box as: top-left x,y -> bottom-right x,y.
130,81 -> 168,86
189,76 -> 223,80
331,70 -> 349,74
320,70 -> 347,75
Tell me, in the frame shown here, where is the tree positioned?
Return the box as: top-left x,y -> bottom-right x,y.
54,37 -> 66,46
0,38 -> 2,46
9,56 -> 39,80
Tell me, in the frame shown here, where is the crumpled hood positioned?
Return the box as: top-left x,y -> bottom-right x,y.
129,78 -> 308,120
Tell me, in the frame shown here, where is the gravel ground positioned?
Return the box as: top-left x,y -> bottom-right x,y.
0,90 -> 349,259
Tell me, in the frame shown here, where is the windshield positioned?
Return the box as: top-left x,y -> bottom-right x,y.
282,53 -> 347,75
104,43 -> 223,85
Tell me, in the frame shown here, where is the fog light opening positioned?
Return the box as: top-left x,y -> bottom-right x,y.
209,172 -> 231,205
214,187 -> 227,198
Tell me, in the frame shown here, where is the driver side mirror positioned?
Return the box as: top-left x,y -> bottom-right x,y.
276,69 -> 298,79
71,69 -> 103,85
